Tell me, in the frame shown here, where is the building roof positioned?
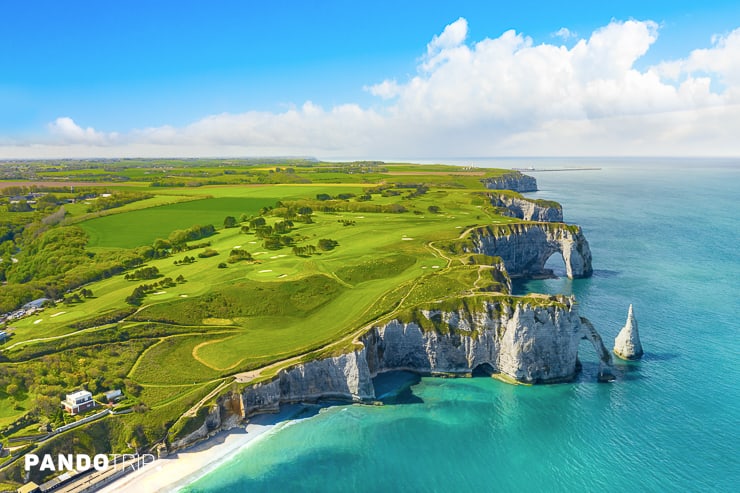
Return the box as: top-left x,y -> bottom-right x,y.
23,298 -> 49,309
17,481 -> 40,493
66,390 -> 92,400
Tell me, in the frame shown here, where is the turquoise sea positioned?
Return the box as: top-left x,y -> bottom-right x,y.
183,159 -> 739,492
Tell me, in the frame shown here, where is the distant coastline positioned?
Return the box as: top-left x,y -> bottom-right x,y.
511,167 -> 602,172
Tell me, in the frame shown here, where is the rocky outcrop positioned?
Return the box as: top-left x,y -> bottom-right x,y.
279,349 -> 375,403
363,297 -> 612,383
613,304 -> 643,360
482,172 -> 538,192
466,223 -> 593,279
489,193 -> 563,222
169,403 -> 222,450
241,349 -> 375,418
580,317 -> 616,382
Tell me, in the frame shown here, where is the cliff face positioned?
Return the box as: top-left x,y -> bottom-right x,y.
241,350 -> 375,418
482,172 -> 538,192
363,299 -> 610,383
235,298 -> 611,411
468,223 -> 593,279
489,193 -> 563,222
171,297 -> 614,452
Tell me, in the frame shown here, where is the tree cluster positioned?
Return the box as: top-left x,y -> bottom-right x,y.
86,192 -> 153,212
227,249 -> 253,263
124,266 -> 161,281
197,248 -> 219,258
317,239 -> 339,251
167,224 -> 216,249
173,256 -> 196,265
125,277 -> 177,305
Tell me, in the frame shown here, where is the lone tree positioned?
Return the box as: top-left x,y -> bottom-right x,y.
223,216 -> 238,228
249,217 -> 266,229
318,239 -> 338,251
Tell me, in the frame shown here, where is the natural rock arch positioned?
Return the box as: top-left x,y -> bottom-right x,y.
468,223 -> 593,279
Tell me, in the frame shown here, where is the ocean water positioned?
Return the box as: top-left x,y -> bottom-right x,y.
182,159 -> 739,492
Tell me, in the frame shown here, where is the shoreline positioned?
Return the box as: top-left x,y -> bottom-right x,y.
96,374 -> 416,492
97,405 -> 309,493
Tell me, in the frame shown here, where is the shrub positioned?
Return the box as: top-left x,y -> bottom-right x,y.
317,239 -> 338,251
198,249 -> 219,258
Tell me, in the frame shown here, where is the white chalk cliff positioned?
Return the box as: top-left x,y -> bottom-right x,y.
230,297 -> 615,420
489,193 -> 563,222
481,172 -> 538,192
466,223 -> 593,279
613,304 -> 643,360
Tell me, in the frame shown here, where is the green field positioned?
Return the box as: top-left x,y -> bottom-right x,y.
79,197 -> 278,248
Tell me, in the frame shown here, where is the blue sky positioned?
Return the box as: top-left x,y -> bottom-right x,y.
2,1 -> 740,158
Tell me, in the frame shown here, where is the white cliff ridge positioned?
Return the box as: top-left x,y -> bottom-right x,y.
467,223 -> 593,279
613,304 -> 643,360
169,298 -> 617,452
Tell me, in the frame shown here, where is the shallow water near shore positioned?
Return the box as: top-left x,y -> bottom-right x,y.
181,159 -> 739,492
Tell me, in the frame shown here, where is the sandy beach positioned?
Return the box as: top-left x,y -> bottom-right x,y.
97,409 -> 300,493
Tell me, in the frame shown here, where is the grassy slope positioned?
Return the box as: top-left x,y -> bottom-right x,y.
7,185 -> 521,377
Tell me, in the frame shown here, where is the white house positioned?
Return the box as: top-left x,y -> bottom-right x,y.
62,390 -> 95,415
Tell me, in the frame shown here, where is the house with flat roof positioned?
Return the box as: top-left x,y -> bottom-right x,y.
62,390 -> 95,415
104,389 -> 122,402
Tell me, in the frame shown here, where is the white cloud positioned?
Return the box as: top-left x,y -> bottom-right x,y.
47,117 -> 118,145
655,28 -> 740,97
365,79 -> 401,99
422,17 -> 468,71
5,18 -> 740,159
553,27 -> 576,40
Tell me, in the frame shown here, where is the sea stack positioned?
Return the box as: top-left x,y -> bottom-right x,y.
613,304 -> 643,360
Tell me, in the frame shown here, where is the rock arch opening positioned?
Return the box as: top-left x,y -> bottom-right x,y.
543,251 -> 567,278
471,362 -> 495,377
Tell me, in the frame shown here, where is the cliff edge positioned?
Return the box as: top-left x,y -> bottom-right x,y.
481,172 -> 538,192
168,295 -> 615,452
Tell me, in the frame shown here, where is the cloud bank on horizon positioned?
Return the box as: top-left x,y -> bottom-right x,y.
8,18 -> 740,159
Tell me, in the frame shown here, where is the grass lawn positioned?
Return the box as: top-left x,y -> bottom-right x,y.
79,196 -> 279,248
129,334 -> 229,384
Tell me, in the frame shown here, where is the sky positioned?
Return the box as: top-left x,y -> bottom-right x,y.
1,0 -> 740,160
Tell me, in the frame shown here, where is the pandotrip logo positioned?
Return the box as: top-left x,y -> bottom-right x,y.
24,453 -> 156,473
